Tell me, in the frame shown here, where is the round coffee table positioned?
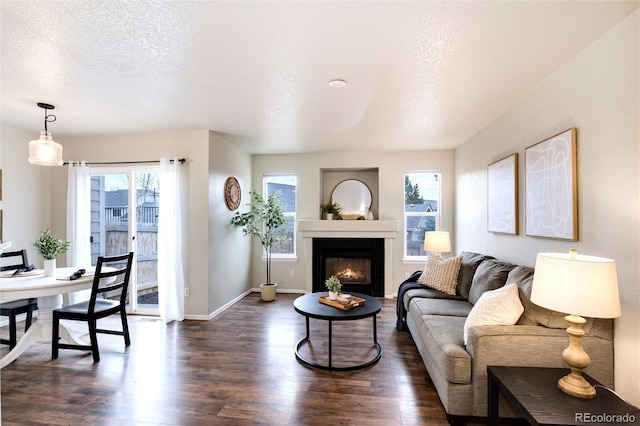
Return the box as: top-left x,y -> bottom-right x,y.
293,292 -> 382,371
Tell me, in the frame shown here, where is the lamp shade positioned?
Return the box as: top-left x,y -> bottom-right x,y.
531,252 -> 621,319
424,231 -> 451,254
28,131 -> 63,166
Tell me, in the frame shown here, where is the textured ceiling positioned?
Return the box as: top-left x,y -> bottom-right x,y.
1,1 -> 638,154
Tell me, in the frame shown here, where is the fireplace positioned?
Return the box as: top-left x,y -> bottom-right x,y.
312,238 -> 384,296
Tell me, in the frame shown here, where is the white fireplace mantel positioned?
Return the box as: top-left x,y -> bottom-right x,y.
298,220 -> 399,296
298,219 -> 398,238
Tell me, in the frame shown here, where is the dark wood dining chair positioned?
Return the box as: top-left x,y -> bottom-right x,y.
52,252 -> 134,362
0,249 -> 38,349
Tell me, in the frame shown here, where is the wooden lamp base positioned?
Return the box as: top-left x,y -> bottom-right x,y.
558,314 -> 596,399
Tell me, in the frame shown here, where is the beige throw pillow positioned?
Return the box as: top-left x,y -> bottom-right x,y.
417,254 -> 463,296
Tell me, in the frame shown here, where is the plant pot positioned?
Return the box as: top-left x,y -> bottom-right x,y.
328,291 -> 338,300
260,283 -> 278,302
44,259 -> 56,277
326,213 -> 334,220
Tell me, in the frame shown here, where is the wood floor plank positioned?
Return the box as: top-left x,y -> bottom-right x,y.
0,293 -> 495,425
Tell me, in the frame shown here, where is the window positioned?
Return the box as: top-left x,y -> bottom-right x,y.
404,171 -> 441,260
264,174 -> 296,257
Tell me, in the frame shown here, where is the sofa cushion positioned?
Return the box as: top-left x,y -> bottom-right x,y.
463,283 -> 524,345
509,265 -> 559,328
417,254 -> 463,295
468,259 -> 515,304
417,315 -> 471,384
456,252 -> 496,299
409,297 -> 473,318
509,265 -> 613,340
509,266 -> 537,325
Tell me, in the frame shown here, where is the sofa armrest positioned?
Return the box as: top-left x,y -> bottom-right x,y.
465,324 -> 614,417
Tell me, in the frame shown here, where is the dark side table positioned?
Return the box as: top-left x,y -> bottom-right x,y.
293,292 -> 382,371
488,366 -> 640,426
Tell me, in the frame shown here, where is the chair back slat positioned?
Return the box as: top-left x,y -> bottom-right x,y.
0,250 -> 29,272
88,252 -> 134,313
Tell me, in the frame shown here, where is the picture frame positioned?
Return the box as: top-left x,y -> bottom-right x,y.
487,153 -> 518,234
525,128 -> 577,241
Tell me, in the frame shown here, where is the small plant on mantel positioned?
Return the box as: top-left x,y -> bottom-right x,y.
321,200 -> 342,219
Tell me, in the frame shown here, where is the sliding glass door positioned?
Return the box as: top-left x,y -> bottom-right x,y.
91,166 -> 160,315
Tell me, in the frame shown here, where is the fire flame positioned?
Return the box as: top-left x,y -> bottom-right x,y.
336,268 -> 365,282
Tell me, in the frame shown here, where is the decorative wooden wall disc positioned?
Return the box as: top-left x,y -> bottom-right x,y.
224,177 -> 241,210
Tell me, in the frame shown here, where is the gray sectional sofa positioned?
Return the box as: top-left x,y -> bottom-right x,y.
396,251 -> 614,424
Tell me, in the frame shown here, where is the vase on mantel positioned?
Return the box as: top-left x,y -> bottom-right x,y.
44,259 -> 56,277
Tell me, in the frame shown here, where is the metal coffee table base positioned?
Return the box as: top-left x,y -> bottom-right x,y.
295,315 -> 382,371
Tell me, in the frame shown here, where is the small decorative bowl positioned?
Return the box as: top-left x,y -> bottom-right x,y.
337,294 -> 352,305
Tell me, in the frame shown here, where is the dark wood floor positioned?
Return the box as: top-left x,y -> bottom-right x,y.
0,293 -> 488,425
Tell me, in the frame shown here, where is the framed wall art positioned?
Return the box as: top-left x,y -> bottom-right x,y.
487,153 -> 518,234
525,128 -> 577,241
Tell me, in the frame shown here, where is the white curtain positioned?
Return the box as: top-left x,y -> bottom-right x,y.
66,161 -> 92,304
158,158 -> 185,322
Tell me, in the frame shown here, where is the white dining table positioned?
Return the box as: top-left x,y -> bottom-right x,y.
0,267 -> 95,368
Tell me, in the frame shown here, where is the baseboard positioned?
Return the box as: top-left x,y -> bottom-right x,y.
196,288 -> 306,321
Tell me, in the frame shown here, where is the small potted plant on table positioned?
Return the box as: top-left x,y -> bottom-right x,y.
33,229 -> 70,276
325,276 -> 342,300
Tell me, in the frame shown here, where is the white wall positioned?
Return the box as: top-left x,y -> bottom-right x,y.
208,131 -> 253,313
455,10 -> 639,404
252,149 -> 455,295
0,125 -> 52,263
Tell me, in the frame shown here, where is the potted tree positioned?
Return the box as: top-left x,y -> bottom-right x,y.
231,189 -> 288,301
33,229 -> 70,276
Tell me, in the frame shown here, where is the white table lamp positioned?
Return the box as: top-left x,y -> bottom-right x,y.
531,250 -> 620,399
424,231 -> 451,257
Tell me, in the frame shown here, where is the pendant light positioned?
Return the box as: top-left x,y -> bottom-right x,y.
28,102 -> 63,166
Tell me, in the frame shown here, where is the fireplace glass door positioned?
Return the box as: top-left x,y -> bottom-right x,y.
326,256 -> 372,286
312,238 -> 384,296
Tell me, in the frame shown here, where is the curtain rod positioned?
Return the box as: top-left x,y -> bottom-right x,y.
63,158 -> 186,166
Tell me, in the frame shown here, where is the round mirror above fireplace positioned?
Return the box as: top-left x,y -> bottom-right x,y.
331,179 -> 372,218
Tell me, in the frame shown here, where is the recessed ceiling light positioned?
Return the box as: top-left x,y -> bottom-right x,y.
328,79 -> 347,89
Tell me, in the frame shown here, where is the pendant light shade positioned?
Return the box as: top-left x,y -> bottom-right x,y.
28,103 -> 63,166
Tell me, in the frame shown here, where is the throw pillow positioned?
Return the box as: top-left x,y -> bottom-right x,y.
417,254 -> 463,295
463,283 -> 524,345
